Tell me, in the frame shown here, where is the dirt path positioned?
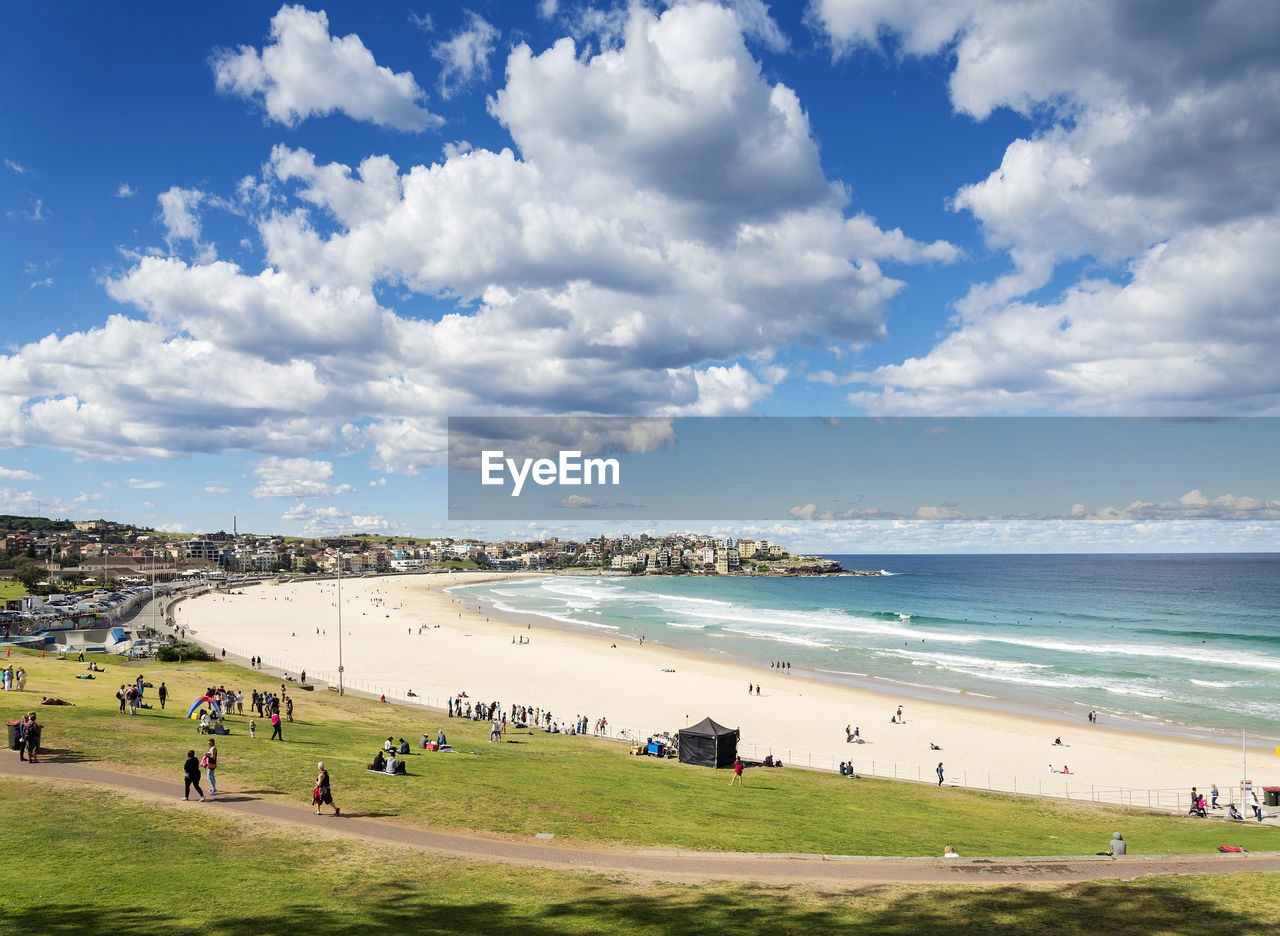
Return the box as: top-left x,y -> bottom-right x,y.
3,755 -> 1277,884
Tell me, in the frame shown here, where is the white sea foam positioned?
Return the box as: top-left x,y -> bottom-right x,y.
721,627 -> 829,649
485,599 -> 620,632
891,650 -> 1051,672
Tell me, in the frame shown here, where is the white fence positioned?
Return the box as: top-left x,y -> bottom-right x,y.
737,740 -> 1194,812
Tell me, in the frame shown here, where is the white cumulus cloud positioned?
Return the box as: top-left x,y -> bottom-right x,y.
812,0 -> 1280,415
213,4 -> 441,131
251,456 -> 355,498
433,11 -> 499,100
0,467 -> 42,481
1,2 -> 953,473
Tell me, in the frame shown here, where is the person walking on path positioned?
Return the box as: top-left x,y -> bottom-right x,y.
182,749 -> 205,801
23,713 -> 40,763
270,710 -> 283,741
937,762 -> 945,786
729,756 -> 744,787
1211,784 -> 1220,809
158,682 -> 167,710
203,739 -> 218,794
313,762 -> 339,816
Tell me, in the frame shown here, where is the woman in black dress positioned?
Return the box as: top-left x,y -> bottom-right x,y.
313,762 -> 339,815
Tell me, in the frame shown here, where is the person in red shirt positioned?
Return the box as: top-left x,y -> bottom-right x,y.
729,756 -> 744,787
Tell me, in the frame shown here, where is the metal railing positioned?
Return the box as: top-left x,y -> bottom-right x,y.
737,740 -> 1195,812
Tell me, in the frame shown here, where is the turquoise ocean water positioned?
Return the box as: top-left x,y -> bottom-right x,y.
453,554 -> 1280,742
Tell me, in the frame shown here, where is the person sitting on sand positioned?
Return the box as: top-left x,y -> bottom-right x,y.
1053,737 -> 1063,746
930,742 -> 941,750
1061,765 -> 1070,774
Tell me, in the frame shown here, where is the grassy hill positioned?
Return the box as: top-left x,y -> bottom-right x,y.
3,648 -> 1279,935
4,649 -> 1279,858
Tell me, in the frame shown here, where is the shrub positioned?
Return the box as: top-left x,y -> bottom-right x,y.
156,641 -> 213,662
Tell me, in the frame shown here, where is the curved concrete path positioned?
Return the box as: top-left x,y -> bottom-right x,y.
3,756 -> 1278,884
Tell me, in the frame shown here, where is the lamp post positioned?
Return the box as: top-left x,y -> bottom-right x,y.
337,543 -> 344,696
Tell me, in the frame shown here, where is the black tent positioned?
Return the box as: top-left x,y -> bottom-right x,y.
678,717 -> 739,769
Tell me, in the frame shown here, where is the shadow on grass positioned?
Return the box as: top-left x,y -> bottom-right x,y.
4,877 -> 1276,936
42,747 -> 98,763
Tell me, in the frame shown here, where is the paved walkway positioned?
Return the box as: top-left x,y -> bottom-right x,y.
5,755 -> 1278,883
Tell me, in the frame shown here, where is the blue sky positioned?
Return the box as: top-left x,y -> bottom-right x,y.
2,1 -> 1278,550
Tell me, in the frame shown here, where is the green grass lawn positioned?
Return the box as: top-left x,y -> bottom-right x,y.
0,579 -> 30,599
1,779 -> 1278,936
7,649 -> 1280,858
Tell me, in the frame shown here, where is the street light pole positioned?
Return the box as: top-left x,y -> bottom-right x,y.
337,543 -> 344,696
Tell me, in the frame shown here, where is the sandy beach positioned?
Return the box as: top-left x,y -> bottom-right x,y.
173,573 -> 1277,809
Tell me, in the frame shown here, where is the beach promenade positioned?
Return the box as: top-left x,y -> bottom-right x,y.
172,573 -> 1280,810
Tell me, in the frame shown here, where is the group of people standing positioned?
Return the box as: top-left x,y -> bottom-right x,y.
1,665 -> 27,691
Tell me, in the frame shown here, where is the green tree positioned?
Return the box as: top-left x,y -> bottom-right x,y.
13,558 -> 44,591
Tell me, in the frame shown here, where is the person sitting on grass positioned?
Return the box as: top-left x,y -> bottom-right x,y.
943,844 -> 960,858
1104,832 -> 1126,856
369,750 -> 386,772
384,751 -> 399,775
1227,803 -> 1245,821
